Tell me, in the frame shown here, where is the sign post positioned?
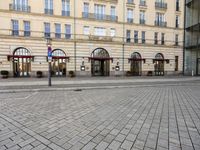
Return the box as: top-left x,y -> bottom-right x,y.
47,45 -> 52,86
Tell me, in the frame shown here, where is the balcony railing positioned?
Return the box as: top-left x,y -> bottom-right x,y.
12,30 -> 19,36
9,4 -> 30,12
89,35 -> 113,42
127,18 -> 134,23
55,33 -> 61,39
139,1 -> 146,6
62,10 -> 70,16
140,19 -> 145,24
82,12 -> 118,22
44,33 -> 51,38
155,21 -> 167,27
155,2 -> 167,9
24,31 -> 30,37
44,9 -> 53,15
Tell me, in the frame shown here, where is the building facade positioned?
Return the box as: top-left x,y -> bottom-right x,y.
184,0 -> 200,76
0,0 -> 184,77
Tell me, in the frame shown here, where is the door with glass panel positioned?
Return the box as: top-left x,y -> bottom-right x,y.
197,58 -> 200,76
154,53 -> 164,76
130,52 -> 142,76
13,48 -> 31,77
51,49 -> 67,77
91,48 -> 110,76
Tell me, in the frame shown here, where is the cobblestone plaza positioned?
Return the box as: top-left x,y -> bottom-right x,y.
0,81 -> 200,150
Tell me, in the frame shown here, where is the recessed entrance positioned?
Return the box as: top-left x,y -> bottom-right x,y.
12,47 -> 31,77
130,52 -> 142,76
91,48 -> 110,76
51,49 -> 67,77
197,58 -> 200,76
154,53 -> 164,76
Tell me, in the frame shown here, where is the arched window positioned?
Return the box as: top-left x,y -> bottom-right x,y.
155,53 -> 164,59
52,49 -> 66,57
131,52 -> 142,59
91,48 -> 110,58
13,47 -> 30,56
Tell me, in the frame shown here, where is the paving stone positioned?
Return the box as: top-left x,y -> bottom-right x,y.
96,141 -> 109,150
121,140 -> 133,150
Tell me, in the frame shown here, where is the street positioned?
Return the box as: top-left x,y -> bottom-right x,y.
0,81 -> 200,150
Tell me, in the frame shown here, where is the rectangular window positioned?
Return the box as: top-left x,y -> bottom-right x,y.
55,23 -> 61,38
127,0 -> 134,4
161,33 -> 165,45
126,30 -> 131,43
175,34 -> 179,46
156,12 -> 166,26
65,24 -> 71,39
141,31 -> 145,44
176,0 -> 179,11
94,27 -> 106,36
110,6 -> 116,21
83,26 -> 90,35
127,9 -> 133,23
175,56 -> 179,71
24,21 -> 30,37
94,4 -> 106,20
45,0 -> 53,15
12,20 -> 19,36
62,0 -> 70,16
154,32 -> 158,44
176,16 -> 179,28
140,10 -> 145,24
44,22 -> 50,38
140,0 -> 146,6
110,28 -> 116,37
134,31 -> 138,43
12,0 -> 29,12
83,2 -> 89,18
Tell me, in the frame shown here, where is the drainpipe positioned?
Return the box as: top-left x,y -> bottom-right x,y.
183,0 -> 186,75
74,0 -> 77,73
122,0 -> 125,76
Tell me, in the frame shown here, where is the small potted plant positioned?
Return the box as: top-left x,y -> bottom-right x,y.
126,71 -> 132,76
0,70 -> 9,78
68,71 -> 75,77
36,71 -> 43,78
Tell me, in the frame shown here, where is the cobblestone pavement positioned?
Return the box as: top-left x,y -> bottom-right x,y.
0,84 -> 200,150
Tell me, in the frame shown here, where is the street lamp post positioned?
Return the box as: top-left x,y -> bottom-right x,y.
46,38 -> 52,86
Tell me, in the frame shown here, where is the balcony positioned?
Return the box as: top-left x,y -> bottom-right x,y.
155,2 -> 167,9
12,30 -> 19,36
89,35 -> 113,42
9,4 -> 30,12
127,18 -> 134,23
24,31 -> 30,37
155,21 -> 167,27
44,33 -> 51,38
140,19 -> 145,24
62,10 -> 70,16
44,9 -> 53,15
82,12 -> 118,22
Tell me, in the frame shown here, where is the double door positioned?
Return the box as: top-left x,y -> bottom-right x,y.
51,59 -> 66,77
91,59 -> 109,76
131,60 -> 142,76
13,58 -> 31,77
197,58 -> 200,76
154,60 -> 164,76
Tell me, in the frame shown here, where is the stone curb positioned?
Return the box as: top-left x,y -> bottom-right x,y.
0,83 -> 197,93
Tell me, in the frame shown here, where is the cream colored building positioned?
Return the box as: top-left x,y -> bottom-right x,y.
0,0 -> 184,77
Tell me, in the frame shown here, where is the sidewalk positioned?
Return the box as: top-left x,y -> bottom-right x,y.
0,76 -> 200,93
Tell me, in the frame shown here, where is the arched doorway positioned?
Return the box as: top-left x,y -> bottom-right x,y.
13,47 -> 31,77
130,52 -> 142,76
154,53 -> 164,76
51,49 -> 67,77
91,48 -> 110,76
